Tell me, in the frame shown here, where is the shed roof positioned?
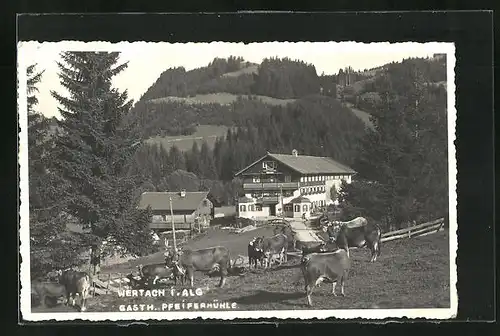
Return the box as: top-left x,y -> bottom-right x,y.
138,191 -> 209,211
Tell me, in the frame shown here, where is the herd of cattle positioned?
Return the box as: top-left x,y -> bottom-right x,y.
31,216 -> 382,310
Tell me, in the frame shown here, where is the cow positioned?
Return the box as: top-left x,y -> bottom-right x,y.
248,237 -> 265,269
164,246 -> 231,288
137,263 -> 174,286
273,224 -> 297,251
31,280 -> 67,308
56,269 -> 91,312
254,233 -> 288,268
301,241 -> 327,256
125,273 -> 148,289
325,217 -> 382,262
300,249 -> 350,307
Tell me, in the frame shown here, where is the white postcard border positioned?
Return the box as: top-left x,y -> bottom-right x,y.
18,41 -> 458,321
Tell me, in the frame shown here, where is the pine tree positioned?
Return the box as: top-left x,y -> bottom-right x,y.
26,64 -> 81,276
199,140 -> 217,179
341,63 -> 448,228
51,52 -> 153,256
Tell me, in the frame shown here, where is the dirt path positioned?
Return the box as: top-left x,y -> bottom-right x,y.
288,220 -> 323,243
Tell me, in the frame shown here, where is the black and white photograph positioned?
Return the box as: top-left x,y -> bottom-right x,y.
18,41 -> 457,321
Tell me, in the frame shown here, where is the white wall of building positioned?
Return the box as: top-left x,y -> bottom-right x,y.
238,175 -> 353,219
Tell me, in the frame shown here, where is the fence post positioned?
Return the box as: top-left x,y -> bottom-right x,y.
106,274 -> 110,295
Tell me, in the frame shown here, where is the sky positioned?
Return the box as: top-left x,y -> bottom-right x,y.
18,42 -> 450,119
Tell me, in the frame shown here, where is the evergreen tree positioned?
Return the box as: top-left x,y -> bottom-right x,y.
199,140 -> 217,179
340,64 -> 448,229
51,52 -> 153,256
26,64 -> 82,276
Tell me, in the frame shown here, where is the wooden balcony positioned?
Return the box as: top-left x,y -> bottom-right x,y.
243,182 -> 300,191
149,221 -> 194,230
299,181 -> 326,187
255,196 -> 280,204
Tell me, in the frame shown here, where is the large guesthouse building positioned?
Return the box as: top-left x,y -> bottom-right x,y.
234,150 -> 356,220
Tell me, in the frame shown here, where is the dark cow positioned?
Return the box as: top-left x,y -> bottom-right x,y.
165,246 -> 231,288
326,217 -> 382,262
273,224 -> 297,251
56,269 -> 91,311
125,273 -> 148,289
255,233 -> 288,268
31,280 -> 67,308
301,241 -> 327,256
248,237 -> 265,269
300,249 -> 350,306
137,263 -> 175,286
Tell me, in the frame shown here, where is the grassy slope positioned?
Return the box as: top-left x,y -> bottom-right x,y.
34,230 -> 450,312
145,125 -> 230,151
148,93 -> 295,107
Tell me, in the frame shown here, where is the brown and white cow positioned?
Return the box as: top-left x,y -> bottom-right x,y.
31,280 -> 67,308
254,233 -> 289,268
300,249 -> 350,306
165,246 -> 231,288
325,217 -> 382,262
301,241 -> 327,256
273,224 -> 297,251
56,269 -> 91,312
137,263 -> 175,286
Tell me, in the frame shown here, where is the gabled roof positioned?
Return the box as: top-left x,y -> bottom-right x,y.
289,196 -> 311,204
138,191 -> 209,211
234,152 -> 356,176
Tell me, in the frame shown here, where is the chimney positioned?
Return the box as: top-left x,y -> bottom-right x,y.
180,189 -> 186,197
292,149 -> 298,157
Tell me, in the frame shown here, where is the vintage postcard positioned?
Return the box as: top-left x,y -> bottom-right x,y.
18,41 -> 457,321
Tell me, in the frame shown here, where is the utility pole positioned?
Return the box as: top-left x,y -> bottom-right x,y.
280,183 -> 284,219
169,197 -> 177,253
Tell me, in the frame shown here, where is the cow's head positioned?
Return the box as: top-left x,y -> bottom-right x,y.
253,237 -> 264,252
248,237 -> 257,247
164,248 -> 181,267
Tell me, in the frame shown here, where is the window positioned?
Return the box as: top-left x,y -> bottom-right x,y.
253,177 -> 260,183
249,205 -> 255,211
262,160 -> 277,171
294,205 -> 301,212
285,175 -> 291,182
303,204 -> 308,212
255,204 -> 262,211
240,205 -> 246,212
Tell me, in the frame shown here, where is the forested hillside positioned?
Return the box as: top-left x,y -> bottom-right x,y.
120,55 -> 448,215
28,51 -> 449,276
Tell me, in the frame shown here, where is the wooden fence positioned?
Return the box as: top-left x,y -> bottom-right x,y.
379,218 -> 445,243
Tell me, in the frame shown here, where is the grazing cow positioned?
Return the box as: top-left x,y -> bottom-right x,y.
165,246 -> 231,288
248,237 -> 265,269
137,263 -> 174,286
301,241 -> 327,256
56,269 -> 91,312
326,217 -> 382,262
31,280 -> 67,307
300,249 -> 350,306
273,225 -> 297,251
125,273 -> 148,289
255,233 -> 289,268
